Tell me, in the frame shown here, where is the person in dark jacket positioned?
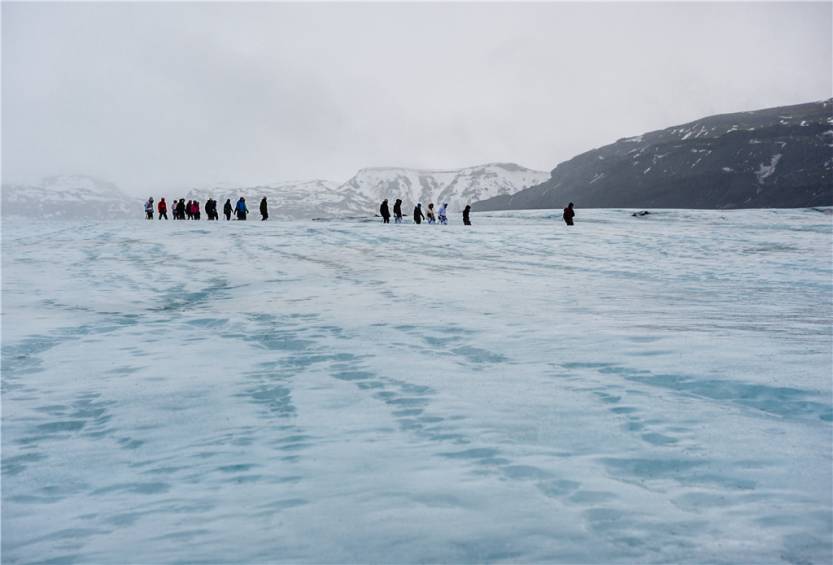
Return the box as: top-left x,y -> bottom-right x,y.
223,199 -> 233,221
463,204 -> 471,226
193,200 -> 201,220
413,203 -> 425,224
563,202 -> 575,226
177,199 -> 186,220
393,199 -> 403,223
236,197 -> 248,220
260,197 -> 268,221
379,199 -> 390,223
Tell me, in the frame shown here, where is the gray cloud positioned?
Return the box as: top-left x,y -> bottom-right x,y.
3,1 -> 830,195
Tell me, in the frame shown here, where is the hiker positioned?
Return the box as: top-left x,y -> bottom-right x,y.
380,199 -> 391,223
463,205 -> 471,226
438,203 -> 448,225
393,199 -> 403,223
223,199 -> 233,221
236,197 -> 248,220
158,198 -> 168,220
193,200 -> 201,220
260,197 -> 268,221
207,198 -> 217,220
413,203 -> 425,224
563,202 -> 575,226
145,197 -> 154,220
177,199 -> 186,220
426,203 -> 436,224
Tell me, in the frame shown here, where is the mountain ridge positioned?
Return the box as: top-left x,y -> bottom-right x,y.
473,99 -> 832,211
2,162 -> 548,219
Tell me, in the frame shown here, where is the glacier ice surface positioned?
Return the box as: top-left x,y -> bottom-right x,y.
2,208 -> 831,563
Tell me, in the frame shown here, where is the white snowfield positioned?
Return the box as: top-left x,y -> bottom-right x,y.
2,209 -> 831,564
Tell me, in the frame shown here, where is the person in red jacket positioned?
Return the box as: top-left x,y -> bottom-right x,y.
158,198 -> 168,220
563,202 -> 575,226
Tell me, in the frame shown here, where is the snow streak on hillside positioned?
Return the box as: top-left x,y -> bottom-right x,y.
2,209 -> 831,563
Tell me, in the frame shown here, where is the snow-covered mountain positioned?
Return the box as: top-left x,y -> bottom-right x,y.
334,163 -> 550,215
2,163 -> 548,220
180,180 -> 343,219
1,175 -> 133,219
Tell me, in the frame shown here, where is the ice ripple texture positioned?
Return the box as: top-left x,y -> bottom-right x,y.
2,208 -> 831,564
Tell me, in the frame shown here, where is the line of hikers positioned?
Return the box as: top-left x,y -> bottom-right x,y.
378,200 -> 575,225
145,197 -> 269,221
145,196 -> 574,225
380,199 -> 472,226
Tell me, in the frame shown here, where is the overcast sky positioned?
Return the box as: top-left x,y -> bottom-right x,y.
2,1 -> 831,195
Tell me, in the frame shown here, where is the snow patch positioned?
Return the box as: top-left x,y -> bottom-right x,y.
755,154 -> 782,184
588,172 -> 606,184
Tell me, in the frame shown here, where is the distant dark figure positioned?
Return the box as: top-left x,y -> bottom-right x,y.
177,199 -> 186,220
158,198 -> 168,220
413,203 -> 425,224
145,197 -> 154,220
632,210 -> 650,217
380,199 -> 390,223
193,200 -> 201,220
260,197 -> 268,221
563,202 -> 575,226
224,199 -> 233,221
206,198 -> 217,220
463,205 -> 471,226
393,199 -> 403,223
236,197 -> 248,220
185,200 -> 193,220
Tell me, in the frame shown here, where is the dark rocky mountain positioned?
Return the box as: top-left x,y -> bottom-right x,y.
474,99 -> 833,210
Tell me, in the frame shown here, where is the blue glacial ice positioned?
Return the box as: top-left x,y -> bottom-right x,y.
1,208 -> 831,563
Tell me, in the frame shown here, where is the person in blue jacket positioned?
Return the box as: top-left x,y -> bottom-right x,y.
236,197 -> 248,220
